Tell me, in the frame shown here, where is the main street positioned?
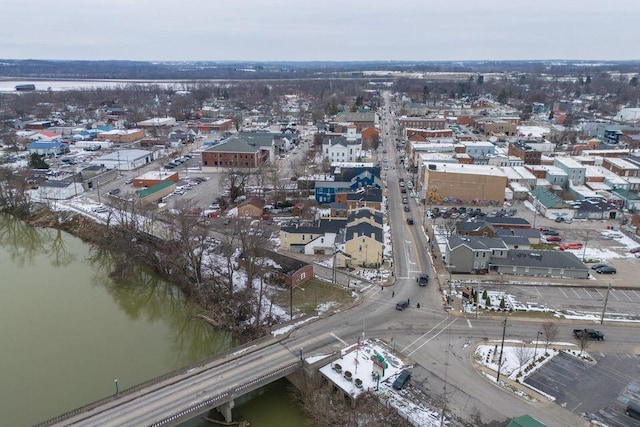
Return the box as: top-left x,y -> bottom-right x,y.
281,94 -> 628,427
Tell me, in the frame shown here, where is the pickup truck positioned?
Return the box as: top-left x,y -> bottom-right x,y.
573,328 -> 604,341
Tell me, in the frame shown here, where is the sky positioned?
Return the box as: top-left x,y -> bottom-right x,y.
1,0 -> 639,62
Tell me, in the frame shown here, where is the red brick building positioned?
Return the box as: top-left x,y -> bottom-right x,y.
201,137 -> 271,171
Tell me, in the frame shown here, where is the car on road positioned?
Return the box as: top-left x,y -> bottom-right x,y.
392,370 -> 411,390
403,205 -> 410,212
554,216 -> 565,223
108,188 -> 120,195
395,300 -> 409,311
595,265 -> 616,274
124,177 -> 134,184
417,273 -> 429,286
406,218 -> 414,225
402,197 -> 408,204
573,328 -> 604,341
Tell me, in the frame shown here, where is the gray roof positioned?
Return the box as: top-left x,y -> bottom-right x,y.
348,208 -> 383,226
456,220 -> 495,233
315,181 -> 351,190
490,250 -> 588,271
205,136 -> 269,153
345,222 -> 383,243
495,228 -> 542,238
347,188 -> 382,202
499,236 -> 531,247
483,217 -> 531,227
448,235 -> 508,251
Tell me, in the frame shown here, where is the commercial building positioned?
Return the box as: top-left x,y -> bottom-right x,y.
91,149 -> 157,171
201,136 -> 272,171
96,129 -> 145,144
424,164 -> 507,204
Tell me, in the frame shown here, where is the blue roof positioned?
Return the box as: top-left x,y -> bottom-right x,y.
28,141 -> 65,149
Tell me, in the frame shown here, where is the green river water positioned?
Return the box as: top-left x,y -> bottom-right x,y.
0,215 -> 308,426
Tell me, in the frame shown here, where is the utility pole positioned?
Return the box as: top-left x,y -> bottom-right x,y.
496,318 -> 508,383
440,328 -> 451,427
582,229 -> 591,262
600,283 -> 611,325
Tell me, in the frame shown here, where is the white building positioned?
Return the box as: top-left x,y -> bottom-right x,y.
322,137 -> 362,163
91,149 -> 157,171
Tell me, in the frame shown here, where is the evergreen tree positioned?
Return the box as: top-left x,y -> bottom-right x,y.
29,153 -> 49,169
500,297 -> 506,309
482,289 -> 488,300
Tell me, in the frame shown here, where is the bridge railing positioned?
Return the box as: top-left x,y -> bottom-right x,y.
149,361 -> 301,427
34,333 -> 283,427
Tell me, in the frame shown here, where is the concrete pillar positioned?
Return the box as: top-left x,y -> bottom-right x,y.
217,399 -> 235,423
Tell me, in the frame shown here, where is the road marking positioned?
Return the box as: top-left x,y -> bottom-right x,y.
402,318 -> 450,352
609,290 -> 620,301
621,290 -> 634,301
571,402 -> 583,413
571,288 -> 581,298
633,290 -> 640,300
583,288 -> 593,299
559,288 -> 569,298
594,289 -> 604,298
330,333 -> 348,346
407,318 -> 458,357
466,319 -> 472,328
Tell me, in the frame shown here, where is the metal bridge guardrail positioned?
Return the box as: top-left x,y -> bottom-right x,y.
34,333 -> 283,427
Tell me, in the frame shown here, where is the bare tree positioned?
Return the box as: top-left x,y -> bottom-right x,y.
541,322 -> 559,353
514,343 -> 533,374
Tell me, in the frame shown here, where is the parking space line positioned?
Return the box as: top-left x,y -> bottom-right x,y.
594,289 -> 604,298
571,288 -> 581,298
610,290 -> 620,301
466,319 -> 472,328
534,287 -> 542,297
632,290 -> 640,300
583,288 -> 593,299
559,288 -> 569,298
621,291 -> 634,302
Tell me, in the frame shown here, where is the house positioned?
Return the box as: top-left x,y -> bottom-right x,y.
315,181 -> 351,204
28,131 -> 59,142
455,220 -> 496,237
279,220 -> 346,254
28,179 -> 84,200
347,207 -> 383,228
342,222 -> 384,267
346,188 -> 383,211
482,217 -> 531,229
322,136 -> 362,163
445,236 -> 509,273
335,112 -> 377,131
237,198 -> 266,218
27,141 -> 69,156
490,250 -> 589,280
237,248 -> 313,289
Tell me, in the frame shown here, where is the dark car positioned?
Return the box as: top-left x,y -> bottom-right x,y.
406,218 -> 414,225
596,266 -> 617,274
403,205 -> 410,212
108,188 -> 120,195
392,370 -> 411,390
555,216 -> 565,223
590,263 -> 608,271
395,300 -> 409,311
417,273 -> 429,286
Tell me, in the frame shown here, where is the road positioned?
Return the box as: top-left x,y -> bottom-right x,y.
51,93 -> 640,427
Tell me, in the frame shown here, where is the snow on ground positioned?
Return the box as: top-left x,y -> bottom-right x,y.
319,338 -> 447,426
271,316 -> 318,337
474,342 -> 568,402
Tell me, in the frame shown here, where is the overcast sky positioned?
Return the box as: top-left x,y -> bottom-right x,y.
1,0 -> 638,62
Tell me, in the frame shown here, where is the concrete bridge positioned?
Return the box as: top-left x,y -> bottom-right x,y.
36,335 -> 307,427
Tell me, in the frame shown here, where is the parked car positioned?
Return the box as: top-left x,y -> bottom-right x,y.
626,400 -> 640,420
554,216 -> 565,223
395,300 -> 409,311
590,263 -> 609,271
545,235 -> 562,242
108,188 -> 120,195
402,197 -> 408,204
124,177 -> 134,184
559,242 -> 582,250
630,247 -> 640,254
392,370 -> 411,390
403,205 -> 410,212
417,273 -> 429,286
595,266 -> 617,274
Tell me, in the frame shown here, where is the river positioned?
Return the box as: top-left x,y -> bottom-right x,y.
0,215 -> 309,426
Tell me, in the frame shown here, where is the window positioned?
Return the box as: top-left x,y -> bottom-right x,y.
302,235 -> 305,241
300,272 -> 306,280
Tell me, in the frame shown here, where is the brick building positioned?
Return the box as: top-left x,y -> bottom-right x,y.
201,136 -> 271,171
508,141 -> 542,165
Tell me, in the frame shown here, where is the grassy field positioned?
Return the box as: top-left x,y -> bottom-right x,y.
274,278 -> 355,316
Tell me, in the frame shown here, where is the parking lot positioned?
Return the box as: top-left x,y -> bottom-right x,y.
525,352 -> 640,426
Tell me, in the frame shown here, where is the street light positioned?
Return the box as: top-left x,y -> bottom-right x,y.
114,378 -> 119,394
299,348 -> 303,361
534,331 -> 542,359
445,264 -> 456,305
